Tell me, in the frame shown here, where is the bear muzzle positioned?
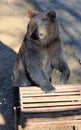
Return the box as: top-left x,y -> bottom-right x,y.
31,28 -> 47,40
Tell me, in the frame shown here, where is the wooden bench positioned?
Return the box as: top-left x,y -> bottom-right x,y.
13,85 -> 81,130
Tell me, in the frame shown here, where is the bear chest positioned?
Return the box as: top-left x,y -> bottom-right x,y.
41,49 -> 52,77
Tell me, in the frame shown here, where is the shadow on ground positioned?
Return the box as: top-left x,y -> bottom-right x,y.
0,41 -> 16,130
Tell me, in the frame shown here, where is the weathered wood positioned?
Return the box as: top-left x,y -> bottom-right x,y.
21,105 -> 81,112
21,101 -> 81,108
20,95 -> 81,102
20,85 -> 81,91
20,91 -> 81,96
14,85 -> 81,129
21,120 -> 81,128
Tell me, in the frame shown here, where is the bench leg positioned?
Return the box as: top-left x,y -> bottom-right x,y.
13,87 -> 19,130
14,107 -> 18,130
73,126 -> 75,130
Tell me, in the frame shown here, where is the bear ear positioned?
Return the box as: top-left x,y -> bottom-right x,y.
27,10 -> 38,18
47,11 -> 56,22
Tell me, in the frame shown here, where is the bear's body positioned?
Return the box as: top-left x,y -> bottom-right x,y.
12,10 -> 70,93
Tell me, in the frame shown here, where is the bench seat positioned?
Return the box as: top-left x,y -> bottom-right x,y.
13,85 -> 81,130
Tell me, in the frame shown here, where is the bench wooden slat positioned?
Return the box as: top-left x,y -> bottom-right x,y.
20,96 -> 81,103
21,91 -> 81,97
21,105 -> 81,112
21,101 -> 81,108
19,85 -> 81,93
21,120 -> 81,128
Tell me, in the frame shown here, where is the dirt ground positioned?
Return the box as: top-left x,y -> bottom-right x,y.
0,0 -> 81,130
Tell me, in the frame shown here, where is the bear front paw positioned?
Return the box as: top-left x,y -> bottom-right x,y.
42,85 -> 56,93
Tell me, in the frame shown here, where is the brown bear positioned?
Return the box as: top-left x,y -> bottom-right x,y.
12,10 -> 70,93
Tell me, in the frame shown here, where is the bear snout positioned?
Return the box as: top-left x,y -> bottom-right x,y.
31,29 -> 46,40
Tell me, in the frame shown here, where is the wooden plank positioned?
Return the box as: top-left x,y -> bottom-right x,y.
22,120 -> 81,128
20,85 -> 81,88
21,105 -> 81,112
20,88 -> 81,93
19,85 -> 81,89
21,101 -> 81,108
20,91 -> 81,97
19,88 -> 81,92
20,91 -> 81,95
20,95 -> 81,103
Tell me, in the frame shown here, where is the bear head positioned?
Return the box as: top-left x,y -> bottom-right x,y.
27,10 -> 58,47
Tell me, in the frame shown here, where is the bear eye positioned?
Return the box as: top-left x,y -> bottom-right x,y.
34,23 -> 38,28
32,23 -> 38,31
43,18 -> 49,25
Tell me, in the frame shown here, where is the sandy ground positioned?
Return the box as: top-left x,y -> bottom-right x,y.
0,0 -> 81,130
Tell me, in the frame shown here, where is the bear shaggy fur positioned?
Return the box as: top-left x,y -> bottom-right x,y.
12,10 -> 70,93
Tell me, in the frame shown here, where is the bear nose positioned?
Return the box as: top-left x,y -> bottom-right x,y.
39,33 -> 44,37
38,32 -> 45,39
39,32 -> 45,39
